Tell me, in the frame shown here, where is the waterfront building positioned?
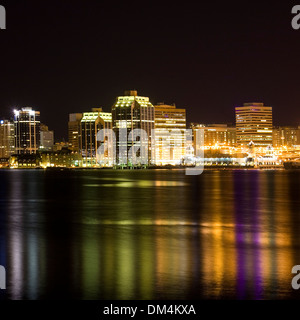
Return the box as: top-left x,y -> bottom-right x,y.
81,108 -> 112,167
0,119 -> 15,158
0,158 -> 9,168
14,107 -> 40,154
9,153 -> 40,168
191,123 -> 236,148
153,103 -> 186,165
191,123 -> 236,159
9,148 -> 82,168
112,90 -> 154,167
256,145 -> 279,168
68,113 -> 82,152
40,148 -> 82,168
235,103 -> 273,148
273,126 -> 298,148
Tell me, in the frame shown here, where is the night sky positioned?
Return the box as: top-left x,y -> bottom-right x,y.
0,0 -> 300,140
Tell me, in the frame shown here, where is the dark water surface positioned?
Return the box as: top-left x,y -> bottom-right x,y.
0,169 -> 300,300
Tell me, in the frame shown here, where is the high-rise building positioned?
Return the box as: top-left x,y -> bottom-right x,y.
14,107 -> 40,154
191,124 -> 236,148
235,103 -> 273,148
68,113 -> 82,152
0,119 -> 15,158
273,126 -> 299,147
40,130 -> 54,151
153,103 -> 186,165
112,90 -> 154,167
81,108 -> 112,167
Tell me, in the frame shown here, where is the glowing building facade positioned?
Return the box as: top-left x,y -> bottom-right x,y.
81,108 -> 112,167
191,124 -> 236,148
0,120 -> 15,158
153,104 -> 186,165
112,91 -> 154,167
68,113 -> 82,152
40,148 -> 82,168
235,103 -> 273,148
14,107 -> 40,154
273,126 -> 299,148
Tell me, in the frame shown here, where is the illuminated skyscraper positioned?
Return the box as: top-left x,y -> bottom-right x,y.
14,107 -> 40,154
81,108 -> 112,167
68,113 -> 82,152
153,104 -> 186,165
235,103 -> 273,148
0,119 -> 15,158
112,90 -> 154,167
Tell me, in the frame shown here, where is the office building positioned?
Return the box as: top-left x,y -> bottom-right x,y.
0,119 -> 15,158
112,90 -> 154,167
153,103 -> 186,165
273,126 -> 299,148
191,124 -> 236,147
68,113 -> 82,152
81,108 -> 112,167
14,107 -> 40,154
235,103 -> 273,148
40,130 -> 54,151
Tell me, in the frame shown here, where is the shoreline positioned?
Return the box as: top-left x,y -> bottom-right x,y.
0,166 -> 288,171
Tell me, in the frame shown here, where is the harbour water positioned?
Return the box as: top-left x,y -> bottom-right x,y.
0,169 -> 300,300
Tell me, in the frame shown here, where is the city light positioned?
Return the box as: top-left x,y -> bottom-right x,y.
0,98 -> 300,170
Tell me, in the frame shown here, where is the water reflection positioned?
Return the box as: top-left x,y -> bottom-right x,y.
0,169 -> 299,299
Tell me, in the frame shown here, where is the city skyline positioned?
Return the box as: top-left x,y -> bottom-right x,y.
2,94 -> 300,170
2,1 -> 300,304
0,96 -> 298,143
0,93 -> 299,142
